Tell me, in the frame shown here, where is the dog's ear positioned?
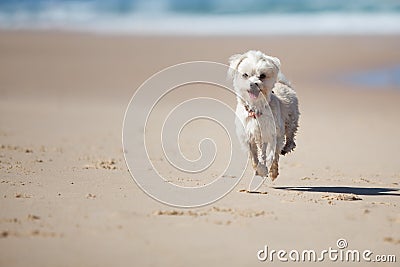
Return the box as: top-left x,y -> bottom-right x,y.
227,53 -> 246,79
270,56 -> 281,70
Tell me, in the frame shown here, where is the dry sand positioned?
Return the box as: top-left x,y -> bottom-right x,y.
0,31 -> 399,266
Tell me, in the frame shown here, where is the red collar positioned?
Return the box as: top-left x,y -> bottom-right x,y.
244,105 -> 262,119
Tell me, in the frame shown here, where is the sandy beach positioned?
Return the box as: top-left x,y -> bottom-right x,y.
0,31 -> 399,266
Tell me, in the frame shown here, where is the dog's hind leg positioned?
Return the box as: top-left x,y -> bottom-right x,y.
281,113 -> 299,155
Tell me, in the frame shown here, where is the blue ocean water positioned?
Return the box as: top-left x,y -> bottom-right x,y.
0,0 -> 400,34
342,65 -> 400,89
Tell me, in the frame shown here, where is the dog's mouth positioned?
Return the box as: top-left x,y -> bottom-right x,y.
247,89 -> 260,99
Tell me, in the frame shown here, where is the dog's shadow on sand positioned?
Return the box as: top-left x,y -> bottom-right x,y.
273,186 -> 400,196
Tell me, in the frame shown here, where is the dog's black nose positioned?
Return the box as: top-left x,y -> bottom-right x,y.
250,82 -> 259,90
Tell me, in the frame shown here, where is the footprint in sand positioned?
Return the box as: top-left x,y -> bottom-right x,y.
238,189 -> 268,194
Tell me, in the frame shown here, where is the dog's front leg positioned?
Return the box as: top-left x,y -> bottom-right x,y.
255,141 -> 268,178
269,152 -> 279,181
248,142 -> 259,170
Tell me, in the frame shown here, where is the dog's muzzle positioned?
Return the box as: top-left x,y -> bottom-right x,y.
248,82 -> 260,99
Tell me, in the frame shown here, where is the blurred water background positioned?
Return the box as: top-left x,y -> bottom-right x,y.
0,0 -> 400,35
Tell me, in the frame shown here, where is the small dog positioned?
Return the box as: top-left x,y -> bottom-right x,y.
228,50 -> 299,181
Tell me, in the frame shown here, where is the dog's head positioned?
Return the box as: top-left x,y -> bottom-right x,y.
228,50 -> 280,103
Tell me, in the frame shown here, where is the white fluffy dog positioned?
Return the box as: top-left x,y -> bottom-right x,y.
228,50 -> 299,181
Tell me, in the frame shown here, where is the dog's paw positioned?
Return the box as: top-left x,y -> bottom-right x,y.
269,169 -> 279,181
255,164 -> 268,178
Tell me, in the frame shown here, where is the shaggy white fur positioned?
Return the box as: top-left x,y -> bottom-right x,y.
228,50 -> 299,181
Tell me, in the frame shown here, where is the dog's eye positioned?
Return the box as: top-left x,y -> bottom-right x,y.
242,73 -> 248,79
259,73 -> 266,79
